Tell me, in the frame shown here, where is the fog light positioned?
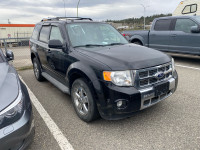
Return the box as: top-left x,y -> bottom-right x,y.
117,101 -> 123,107
116,100 -> 128,109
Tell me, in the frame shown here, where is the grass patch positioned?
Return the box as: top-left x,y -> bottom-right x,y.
17,65 -> 33,71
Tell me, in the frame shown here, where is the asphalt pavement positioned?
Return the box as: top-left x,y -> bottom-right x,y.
18,54 -> 200,150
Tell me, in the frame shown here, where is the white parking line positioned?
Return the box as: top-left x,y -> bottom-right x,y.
176,64 -> 200,71
19,76 -> 74,150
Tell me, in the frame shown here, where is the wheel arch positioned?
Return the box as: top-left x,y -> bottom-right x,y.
66,62 -> 101,102
130,35 -> 145,45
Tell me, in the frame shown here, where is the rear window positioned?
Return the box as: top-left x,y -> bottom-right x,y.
154,19 -> 172,31
39,26 -> 50,43
32,24 -> 41,40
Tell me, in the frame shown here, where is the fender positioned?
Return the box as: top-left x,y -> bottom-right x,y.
130,35 -> 145,46
66,61 -> 99,83
66,61 -> 104,102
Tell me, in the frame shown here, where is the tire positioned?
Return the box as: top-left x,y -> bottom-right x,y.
133,41 -> 142,45
71,78 -> 99,122
33,58 -> 44,81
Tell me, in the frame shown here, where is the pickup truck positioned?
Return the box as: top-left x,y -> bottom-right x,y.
122,16 -> 200,55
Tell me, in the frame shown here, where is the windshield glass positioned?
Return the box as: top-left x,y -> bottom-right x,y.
66,23 -> 128,48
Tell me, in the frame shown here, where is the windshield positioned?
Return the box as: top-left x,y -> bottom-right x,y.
66,23 -> 128,48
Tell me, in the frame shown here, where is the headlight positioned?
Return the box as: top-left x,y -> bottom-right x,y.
0,91 -> 24,129
103,70 -> 135,86
172,58 -> 175,72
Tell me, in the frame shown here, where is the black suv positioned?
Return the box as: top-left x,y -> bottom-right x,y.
30,17 -> 178,122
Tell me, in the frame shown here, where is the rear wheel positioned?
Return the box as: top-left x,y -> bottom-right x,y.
33,58 -> 44,81
71,78 -> 99,122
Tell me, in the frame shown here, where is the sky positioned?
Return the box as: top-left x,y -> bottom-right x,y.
0,0 -> 183,24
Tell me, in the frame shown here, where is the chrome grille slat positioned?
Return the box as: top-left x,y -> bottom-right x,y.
137,63 -> 172,88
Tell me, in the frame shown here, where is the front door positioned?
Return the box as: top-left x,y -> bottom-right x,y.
47,25 -> 73,85
169,18 -> 200,55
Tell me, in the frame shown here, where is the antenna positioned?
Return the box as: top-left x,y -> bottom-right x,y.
62,0 -> 66,17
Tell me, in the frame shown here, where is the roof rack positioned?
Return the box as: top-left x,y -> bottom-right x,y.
41,17 -> 93,22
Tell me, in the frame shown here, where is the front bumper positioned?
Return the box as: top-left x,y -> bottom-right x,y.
0,80 -> 35,150
97,71 -> 178,120
0,110 -> 35,150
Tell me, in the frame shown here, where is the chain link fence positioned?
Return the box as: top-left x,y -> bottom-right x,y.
0,38 -> 32,70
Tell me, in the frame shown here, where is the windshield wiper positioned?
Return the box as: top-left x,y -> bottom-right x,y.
74,44 -> 105,48
105,43 -> 125,46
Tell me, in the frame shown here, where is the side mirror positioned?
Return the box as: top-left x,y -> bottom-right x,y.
191,26 -> 200,33
48,40 -> 63,49
6,50 -> 14,61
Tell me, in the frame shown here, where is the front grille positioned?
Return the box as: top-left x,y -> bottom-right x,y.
137,63 -> 172,88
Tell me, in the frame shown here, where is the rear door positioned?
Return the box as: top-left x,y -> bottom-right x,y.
149,19 -> 172,51
169,18 -> 200,54
37,25 -> 51,72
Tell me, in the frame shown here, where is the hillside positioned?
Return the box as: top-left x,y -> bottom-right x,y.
106,13 -> 172,29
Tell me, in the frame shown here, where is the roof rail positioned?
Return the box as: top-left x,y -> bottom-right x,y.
41,17 -> 93,22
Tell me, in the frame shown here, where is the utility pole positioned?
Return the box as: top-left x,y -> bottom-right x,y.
62,0 -> 66,17
77,0 -> 80,17
140,4 -> 146,30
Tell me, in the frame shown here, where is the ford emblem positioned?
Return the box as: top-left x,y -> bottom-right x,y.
154,72 -> 165,79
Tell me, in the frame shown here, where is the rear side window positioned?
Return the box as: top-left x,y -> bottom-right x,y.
50,26 -> 63,43
39,26 -> 50,43
32,25 -> 41,40
182,4 -> 197,14
154,19 -> 172,31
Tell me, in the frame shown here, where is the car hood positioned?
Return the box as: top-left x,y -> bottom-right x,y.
0,63 -> 19,112
77,44 -> 171,70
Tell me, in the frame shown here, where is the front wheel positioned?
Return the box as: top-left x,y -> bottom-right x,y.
71,78 -> 99,122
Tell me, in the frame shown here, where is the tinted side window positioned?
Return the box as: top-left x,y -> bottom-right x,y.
32,25 -> 41,40
182,4 -> 197,14
39,26 -> 50,43
50,26 -> 63,43
175,19 -> 198,33
154,19 -> 172,31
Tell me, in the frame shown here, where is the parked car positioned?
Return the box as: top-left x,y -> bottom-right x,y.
122,15 -> 200,55
0,48 -> 34,149
30,17 -> 178,122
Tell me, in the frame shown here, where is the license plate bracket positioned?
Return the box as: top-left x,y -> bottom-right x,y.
154,82 -> 169,97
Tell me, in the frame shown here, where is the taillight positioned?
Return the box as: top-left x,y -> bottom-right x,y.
122,34 -> 129,37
